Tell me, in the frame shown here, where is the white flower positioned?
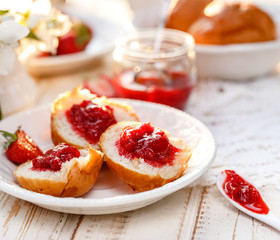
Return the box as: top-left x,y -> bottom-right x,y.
0,17 -> 29,45
26,13 -> 42,29
0,15 -> 29,75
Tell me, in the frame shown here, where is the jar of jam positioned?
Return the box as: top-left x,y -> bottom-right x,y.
112,28 -> 196,110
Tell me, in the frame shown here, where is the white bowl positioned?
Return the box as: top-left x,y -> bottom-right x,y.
195,39 -> 280,80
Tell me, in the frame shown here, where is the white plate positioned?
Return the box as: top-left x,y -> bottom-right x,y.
25,7 -> 123,76
195,2 -> 280,80
0,100 -> 216,214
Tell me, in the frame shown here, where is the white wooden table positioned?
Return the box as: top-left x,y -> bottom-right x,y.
0,54 -> 280,239
1,0 -> 280,238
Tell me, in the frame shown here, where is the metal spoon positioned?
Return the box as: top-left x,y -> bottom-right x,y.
217,170 -> 280,231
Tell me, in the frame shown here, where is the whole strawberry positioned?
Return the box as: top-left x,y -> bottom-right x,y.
56,22 -> 92,55
0,128 -> 43,164
83,75 -> 116,98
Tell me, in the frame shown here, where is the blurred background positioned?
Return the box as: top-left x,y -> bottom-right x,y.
1,0 -> 280,117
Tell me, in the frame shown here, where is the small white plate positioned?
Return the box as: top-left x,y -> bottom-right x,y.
26,7 -> 123,76
0,100 -> 216,214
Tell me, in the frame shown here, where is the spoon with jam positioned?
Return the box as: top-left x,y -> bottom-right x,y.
217,170 -> 280,231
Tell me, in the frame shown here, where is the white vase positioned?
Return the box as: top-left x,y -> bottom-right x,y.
0,59 -> 38,118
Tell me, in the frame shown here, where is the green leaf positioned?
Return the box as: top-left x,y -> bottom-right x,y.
19,10 -> 30,25
73,23 -> 91,48
47,18 -> 57,28
0,10 -> 9,16
0,105 -> 2,120
0,130 -> 17,149
26,30 -> 40,41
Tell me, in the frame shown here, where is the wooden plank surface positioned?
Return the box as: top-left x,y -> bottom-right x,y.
1,185 -> 279,240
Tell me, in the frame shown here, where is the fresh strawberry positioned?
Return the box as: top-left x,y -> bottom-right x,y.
56,21 -> 92,55
83,75 -> 116,98
0,128 -> 43,164
37,51 -> 53,57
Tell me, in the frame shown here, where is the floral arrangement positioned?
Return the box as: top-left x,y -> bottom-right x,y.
0,10 -> 29,75
15,0 -> 92,59
1,0 -> 92,64
18,6 -> 73,58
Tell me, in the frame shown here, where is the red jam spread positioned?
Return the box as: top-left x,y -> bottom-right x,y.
66,100 -> 117,144
32,143 -> 81,172
113,70 -> 193,110
116,122 -> 180,167
223,170 -> 269,214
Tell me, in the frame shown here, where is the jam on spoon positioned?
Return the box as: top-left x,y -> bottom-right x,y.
222,170 -> 269,214
217,170 -> 280,231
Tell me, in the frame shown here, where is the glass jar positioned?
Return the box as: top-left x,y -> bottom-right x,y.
0,59 -> 38,118
112,28 -> 196,110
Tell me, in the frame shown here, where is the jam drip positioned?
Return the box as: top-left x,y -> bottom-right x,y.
223,170 -> 270,214
32,143 -> 81,172
116,122 -> 179,167
66,100 -> 117,144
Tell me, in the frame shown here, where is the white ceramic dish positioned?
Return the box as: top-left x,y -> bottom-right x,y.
0,100 -> 216,214
195,39 -> 280,80
25,7 -> 123,76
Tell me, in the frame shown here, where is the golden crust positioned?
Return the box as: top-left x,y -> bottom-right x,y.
61,147 -> 103,197
188,3 -> 277,44
105,153 -> 191,192
51,86 -> 96,115
165,0 -> 213,32
14,147 -> 104,197
15,166 -> 67,196
166,1 -> 276,45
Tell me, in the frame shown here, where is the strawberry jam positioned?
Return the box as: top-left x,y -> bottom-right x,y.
32,143 -> 80,172
66,100 -> 116,144
223,170 -> 269,214
116,122 -> 180,167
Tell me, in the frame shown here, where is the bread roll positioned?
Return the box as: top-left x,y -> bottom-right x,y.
14,145 -> 104,197
165,0 -> 213,32
189,2 -> 277,44
51,86 -> 139,149
99,121 -> 192,191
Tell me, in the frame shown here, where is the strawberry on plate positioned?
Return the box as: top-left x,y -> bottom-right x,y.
83,75 -> 116,98
0,128 -> 43,164
37,51 -> 53,57
56,21 -> 93,55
